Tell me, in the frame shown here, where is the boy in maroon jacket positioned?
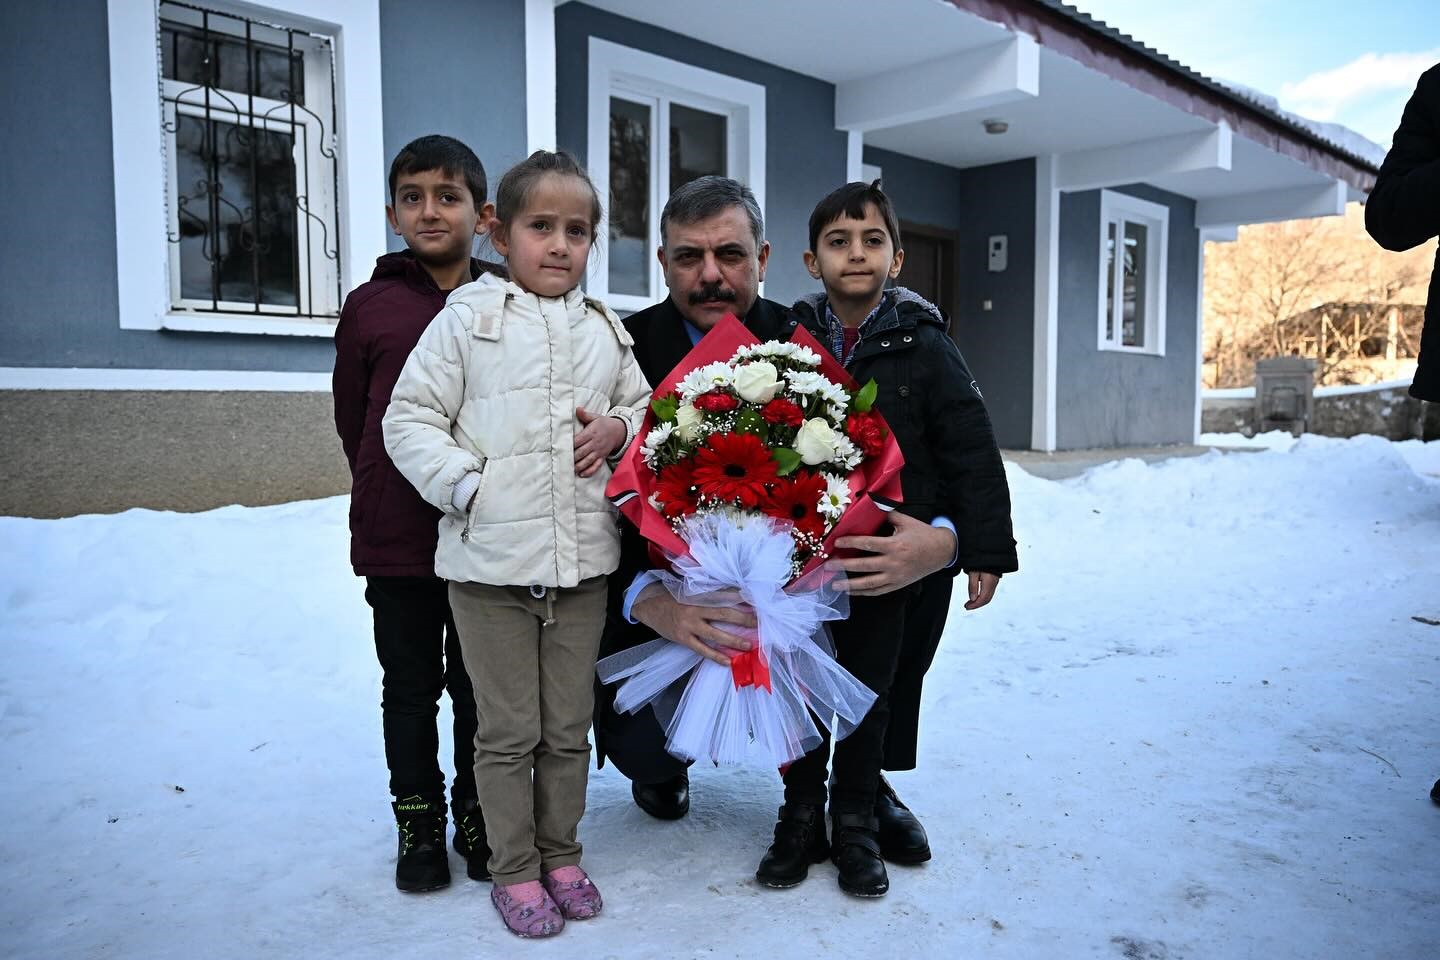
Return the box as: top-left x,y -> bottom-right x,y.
332,135 -> 502,893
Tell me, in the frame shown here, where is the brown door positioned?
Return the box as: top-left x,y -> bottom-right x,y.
896,221 -> 957,319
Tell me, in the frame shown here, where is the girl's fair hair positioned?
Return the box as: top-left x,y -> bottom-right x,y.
493,150 -> 603,239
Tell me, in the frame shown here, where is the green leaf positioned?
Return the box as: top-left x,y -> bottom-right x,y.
650,393 -> 678,423
772,447 -> 802,477
852,379 -> 878,413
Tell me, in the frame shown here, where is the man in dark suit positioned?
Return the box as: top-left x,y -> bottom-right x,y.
599,175 -> 963,862
595,177 -> 788,818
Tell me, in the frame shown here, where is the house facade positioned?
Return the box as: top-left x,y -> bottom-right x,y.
0,0 -> 1379,515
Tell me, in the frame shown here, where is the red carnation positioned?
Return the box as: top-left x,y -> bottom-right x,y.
693,391 -> 740,414
691,432 -> 779,509
845,410 -> 888,458
760,397 -> 805,427
655,462 -> 701,518
762,470 -> 827,541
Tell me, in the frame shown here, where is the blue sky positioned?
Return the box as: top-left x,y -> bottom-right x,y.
1074,0 -> 1440,146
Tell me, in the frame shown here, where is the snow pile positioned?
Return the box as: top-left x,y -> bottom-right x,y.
2,438 -> 1437,958
1203,430 -> 1440,477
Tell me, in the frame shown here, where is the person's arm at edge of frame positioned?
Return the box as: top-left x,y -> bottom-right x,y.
1366,65 -> 1440,252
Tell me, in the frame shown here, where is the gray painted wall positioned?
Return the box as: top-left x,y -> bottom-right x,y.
555,2 -> 848,306
863,148 -> 1035,448
862,146 -> 966,234
1055,184 -> 1199,449
379,0 -> 528,256
0,0 -> 529,372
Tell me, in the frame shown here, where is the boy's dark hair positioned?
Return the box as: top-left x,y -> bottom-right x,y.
807,180 -> 902,253
493,149 -> 603,237
387,135 -> 487,210
661,176 -> 765,249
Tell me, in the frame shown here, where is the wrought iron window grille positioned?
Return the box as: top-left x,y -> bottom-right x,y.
157,0 -> 341,320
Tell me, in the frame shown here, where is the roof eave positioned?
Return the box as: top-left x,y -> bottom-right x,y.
948,0 -> 1379,193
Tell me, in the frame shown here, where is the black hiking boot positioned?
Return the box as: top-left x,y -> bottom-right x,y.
755,802 -> 829,888
452,796 -> 492,881
875,776 -> 931,864
831,811 -> 889,897
392,795 -> 450,893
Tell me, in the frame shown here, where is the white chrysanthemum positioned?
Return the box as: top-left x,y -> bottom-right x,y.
820,380 -> 850,411
640,421 -> 674,468
790,345 -> 821,366
677,361 -> 735,400
831,434 -> 862,471
784,369 -> 828,395
818,475 -> 852,520
826,402 -> 848,424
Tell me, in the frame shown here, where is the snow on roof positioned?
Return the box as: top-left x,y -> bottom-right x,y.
1045,0 -> 1386,172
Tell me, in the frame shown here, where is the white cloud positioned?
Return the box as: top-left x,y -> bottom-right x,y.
1280,49 -> 1440,121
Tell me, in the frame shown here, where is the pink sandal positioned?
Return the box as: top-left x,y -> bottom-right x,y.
542,866 -> 603,920
490,880 -> 564,938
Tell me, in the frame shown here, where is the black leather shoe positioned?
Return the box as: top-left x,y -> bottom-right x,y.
392,795 -> 451,893
451,797 -> 492,881
875,776 -> 931,864
1431,778 -> 1440,806
831,811 -> 889,897
631,771 -> 690,820
755,803 -> 830,888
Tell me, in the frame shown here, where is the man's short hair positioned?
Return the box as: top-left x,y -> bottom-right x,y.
807,180 -> 902,253
660,176 -> 765,249
387,135 -> 488,210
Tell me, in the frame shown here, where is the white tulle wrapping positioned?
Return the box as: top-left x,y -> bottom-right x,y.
596,513 -> 877,766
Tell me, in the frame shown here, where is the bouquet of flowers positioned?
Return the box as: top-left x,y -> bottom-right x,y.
599,315 -> 903,766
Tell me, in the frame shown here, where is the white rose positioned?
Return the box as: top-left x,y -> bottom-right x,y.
675,402 -> 704,442
794,417 -> 839,465
733,361 -> 781,403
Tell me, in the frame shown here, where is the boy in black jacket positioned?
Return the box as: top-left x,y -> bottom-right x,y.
753,181 -> 1017,897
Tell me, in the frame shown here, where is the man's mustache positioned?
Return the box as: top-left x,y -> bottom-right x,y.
689,283 -> 736,305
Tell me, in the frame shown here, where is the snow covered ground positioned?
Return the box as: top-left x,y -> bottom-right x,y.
3,436 -> 1438,959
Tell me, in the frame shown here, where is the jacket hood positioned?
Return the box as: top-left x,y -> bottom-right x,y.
793,286 -> 948,333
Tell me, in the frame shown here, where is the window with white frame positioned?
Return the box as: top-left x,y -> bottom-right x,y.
158,0 -> 341,319
1097,190 -> 1168,354
587,39 -> 766,312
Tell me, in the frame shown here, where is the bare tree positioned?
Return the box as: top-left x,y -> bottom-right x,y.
1203,204 -> 1433,387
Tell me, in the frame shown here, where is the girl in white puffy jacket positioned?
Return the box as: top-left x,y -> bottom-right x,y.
383,150 -> 650,939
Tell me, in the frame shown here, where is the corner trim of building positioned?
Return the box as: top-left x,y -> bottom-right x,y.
0,368 -> 332,392
1031,154 -> 1059,452
525,0 -> 558,152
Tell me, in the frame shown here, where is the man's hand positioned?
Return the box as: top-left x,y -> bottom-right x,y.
574,407 -> 627,478
965,571 -> 1000,610
631,584 -> 756,667
832,512 -> 957,597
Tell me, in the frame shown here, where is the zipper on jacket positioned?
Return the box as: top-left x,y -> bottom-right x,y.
458,460 -> 486,543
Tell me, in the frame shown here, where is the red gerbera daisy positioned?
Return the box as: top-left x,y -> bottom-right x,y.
761,470 -> 828,540
760,396 -> 804,427
655,462 -> 701,518
691,432 -> 779,509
